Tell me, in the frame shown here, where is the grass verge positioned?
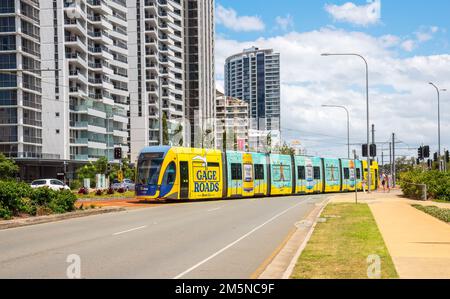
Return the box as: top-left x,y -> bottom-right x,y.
412,205 -> 450,223
291,203 -> 398,279
76,191 -> 135,200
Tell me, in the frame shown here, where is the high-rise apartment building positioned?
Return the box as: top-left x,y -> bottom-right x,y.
40,0 -> 130,165
129,0 -> 215,160
0,0 -> 216,181
215,90 -> 248,151
0,0 -> 43,159
225,47 -> 280,132
184,0 -> 215,147
129,0 -> 185,160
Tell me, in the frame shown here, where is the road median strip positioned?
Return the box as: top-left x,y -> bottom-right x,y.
0,207 -> 126,230
257,198 -> 329,279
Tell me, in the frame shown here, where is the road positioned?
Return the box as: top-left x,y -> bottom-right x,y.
0,195 -> 327,279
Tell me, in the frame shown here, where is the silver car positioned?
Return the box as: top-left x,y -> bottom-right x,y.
111,179 -> 135,191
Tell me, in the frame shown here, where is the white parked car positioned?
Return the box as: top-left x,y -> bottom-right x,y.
31,179 -> 71,191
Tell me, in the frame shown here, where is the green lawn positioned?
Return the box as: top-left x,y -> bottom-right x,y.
412,205 -> 450,223
291,203 -> 398,279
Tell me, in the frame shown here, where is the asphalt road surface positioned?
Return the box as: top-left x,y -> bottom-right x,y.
0,195 -> 328,279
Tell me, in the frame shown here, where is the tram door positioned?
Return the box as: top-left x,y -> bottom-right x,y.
180,162 -> 189,199
230,163 -> 243,197
254,164 -> 264,195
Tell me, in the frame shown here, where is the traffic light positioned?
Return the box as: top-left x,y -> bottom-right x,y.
418,146 -> 424,160
362,144 -> 376,157
362,144 -> 368,157
114,147 -> 122,160
370,144 -> 377,157
424,146 -> 430,158
434,152 -> 438,162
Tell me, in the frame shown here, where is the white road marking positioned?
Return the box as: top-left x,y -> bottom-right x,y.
207,206 -> 224,212
174,201 -> 304,279
113,225 -> 147,236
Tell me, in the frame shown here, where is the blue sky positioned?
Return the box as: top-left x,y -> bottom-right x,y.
214,0 -> 450,158
216,0 -> 450,56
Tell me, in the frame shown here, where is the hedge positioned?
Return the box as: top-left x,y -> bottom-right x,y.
400,170 -> 450,201
0,180 -> 77,220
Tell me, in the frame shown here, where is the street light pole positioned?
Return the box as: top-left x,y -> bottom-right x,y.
322,53 -> 371,192
429,82 -> 446,171
322,105 -> 350,159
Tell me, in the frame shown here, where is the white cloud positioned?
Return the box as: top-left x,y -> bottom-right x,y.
401,40 -> 416,52
400,26 -> 440,52
325,0 -> 381,27
275,14 -> 294,31
216,5 -> 265,32
215,28 -> 450,158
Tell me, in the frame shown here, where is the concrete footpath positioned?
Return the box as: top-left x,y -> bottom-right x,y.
330,190 -> 450,279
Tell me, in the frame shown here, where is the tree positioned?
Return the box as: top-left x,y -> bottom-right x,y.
233,130 -> 237,151
279,143 -> 296,155
265,132 -> 272,154
0,153 -> 19,180
76,163 -> 96,182
173,124 -> 183,146
162,112 -> 169,146
222,120 -> 227,152
108,158 -> 136,182
94,157 -> 108,175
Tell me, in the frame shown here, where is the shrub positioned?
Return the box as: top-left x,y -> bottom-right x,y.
95,189 -> 104,196
400,170 -> 450,201
78,187 -> 89,195
117,187 -> 125,194
0,202 -> 11,220
49,190 -> 77,214
70,180 -> 82,190
107,187 -> 115,195
0,180 -> 32,216
30,187 -> 57,207
19,197 -> 37,216
412,205 -> 450,223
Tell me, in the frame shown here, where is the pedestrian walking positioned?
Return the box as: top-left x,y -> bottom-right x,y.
381,173 -> 387,192
387,174 -> 392,193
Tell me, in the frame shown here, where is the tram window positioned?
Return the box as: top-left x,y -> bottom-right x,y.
254,164 -> 264,180
313,167 -> 321,180
356,169 -> 361,179
344,168 -> 350,180
298,166 -> 306,180
231,163 -> 242,180
162,162 -> 176,186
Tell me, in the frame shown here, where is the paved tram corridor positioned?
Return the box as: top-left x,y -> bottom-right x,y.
0,195 -> 327,279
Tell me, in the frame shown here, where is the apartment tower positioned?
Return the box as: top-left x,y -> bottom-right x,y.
40,0 -> 130,165
0,0 -> 43,160
225,47 -> 280,132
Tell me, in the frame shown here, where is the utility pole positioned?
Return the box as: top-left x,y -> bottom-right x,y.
389,142 -> 393,176
371,124 -> 375,151
392,133 -> 396,187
